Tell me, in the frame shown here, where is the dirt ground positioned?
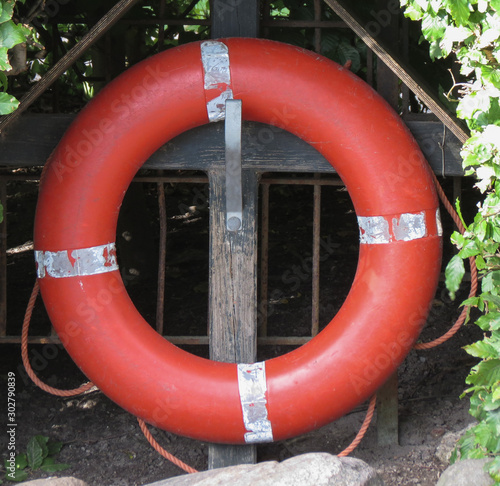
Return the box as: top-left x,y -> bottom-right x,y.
0,177 -> 481,485
0,321 -> 478,486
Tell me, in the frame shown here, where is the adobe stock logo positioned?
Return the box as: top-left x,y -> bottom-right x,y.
364,0 -> 401,37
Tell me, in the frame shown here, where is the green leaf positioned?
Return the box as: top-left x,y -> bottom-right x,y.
482,271 -> 500,294
14,453 -> 27,471
492,0 -> 500,12
473,415 -> 500,453
458,238 -> 481,258
445,0 -> 470,25
4,468 -> 29,482
0,0 -> 14,24
475,312 -> 500,331
446,254 -> 465,300
465,339 -> 499,359
0,92 -> 19,115
462,295 -> 484,311
456,428 -> 486,459
455,198 -> 467,228
475,254 -> 486,270
40,462 -> 71,473
483,292 -> 500,308
26,435 -> 49,470
46,440 -> 63,456
0,46 -> 10,71
422,11 -> 448,42
486,456 -> 500,482
466,359 -> 500,388
0,20 -> 26,50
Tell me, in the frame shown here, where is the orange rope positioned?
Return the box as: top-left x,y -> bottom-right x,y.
22,172 -> 470,462
21,280 -> 95,396
338,394 -> 377,457
22,279 -> 197,473
137,419 -> 198,474
413,174 -> 478,350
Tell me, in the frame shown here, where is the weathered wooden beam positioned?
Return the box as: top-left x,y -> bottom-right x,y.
208,0 -> 260,468
0,115 -> 464,176
374,0 -> 400,447
211,0 -> 260,38
207,169 -> 259,468
322,0 -> 469,144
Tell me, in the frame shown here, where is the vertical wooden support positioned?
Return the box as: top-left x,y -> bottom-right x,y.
207,169 -> 259,468
376,373 -> 399,445
208,0 -> 260,469
211,0 -> 260,38
0,179 -> 6,337
374,0 -> 400,446
259,183 -> 270,337
156,182 -> 167,335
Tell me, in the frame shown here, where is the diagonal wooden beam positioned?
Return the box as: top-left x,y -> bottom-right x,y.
323,0 -> 469,144
0,0 -> 141,134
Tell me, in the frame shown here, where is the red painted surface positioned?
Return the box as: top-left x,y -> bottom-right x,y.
34,39 -> 441,444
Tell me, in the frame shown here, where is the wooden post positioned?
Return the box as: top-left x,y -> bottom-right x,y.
374,0 -> 400,446
207,0 -> 260,469
211,0 -> 260,38
207,168 -> 259,468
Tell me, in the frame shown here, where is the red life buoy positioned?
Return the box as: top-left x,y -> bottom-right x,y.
34,38 -> 442,444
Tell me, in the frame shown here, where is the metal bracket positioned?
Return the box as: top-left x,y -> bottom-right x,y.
225,99 -> 243,232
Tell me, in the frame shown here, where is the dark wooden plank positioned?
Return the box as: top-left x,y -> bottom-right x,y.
207,169 -> 259,468
374,6 -> 400,446
209,0 -> 259,462
0,115 -> 464,176
377,373 -> 399,446
211,0 -> 259,38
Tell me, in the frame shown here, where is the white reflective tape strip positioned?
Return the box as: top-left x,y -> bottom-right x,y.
206,88 -> 233,123
201,40 -> 232,122
201,40 -> 230,89
237,362 -> 273,444
35,243 -> 118,278
358,216 -> 391,244
392,212 -> 426,242
436,208 -> 443,236
358,211 -> 429,244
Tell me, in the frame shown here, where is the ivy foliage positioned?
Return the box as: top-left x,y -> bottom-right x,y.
0,0 -> 29,114
401,0 -> 500,482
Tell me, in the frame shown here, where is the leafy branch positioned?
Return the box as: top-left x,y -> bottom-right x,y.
0,0 -> 30,115
400,0 -> 500,482
2,435 -> 70,483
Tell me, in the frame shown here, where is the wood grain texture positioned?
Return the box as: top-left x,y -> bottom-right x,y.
207,169 -> 259,466
0,115 -> 464,176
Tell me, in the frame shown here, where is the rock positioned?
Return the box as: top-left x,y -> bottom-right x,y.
144,453 -> 385,486
435,424 -> 474,464
436,458 -> 494,486
20,478 -> 88,486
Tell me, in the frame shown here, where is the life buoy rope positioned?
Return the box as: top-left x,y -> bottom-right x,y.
33,38 -> 442,444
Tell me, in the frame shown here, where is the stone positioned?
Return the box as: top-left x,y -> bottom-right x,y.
20,478 -> 88,486
144,453 -> 385,486
436,458 -> 494,486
